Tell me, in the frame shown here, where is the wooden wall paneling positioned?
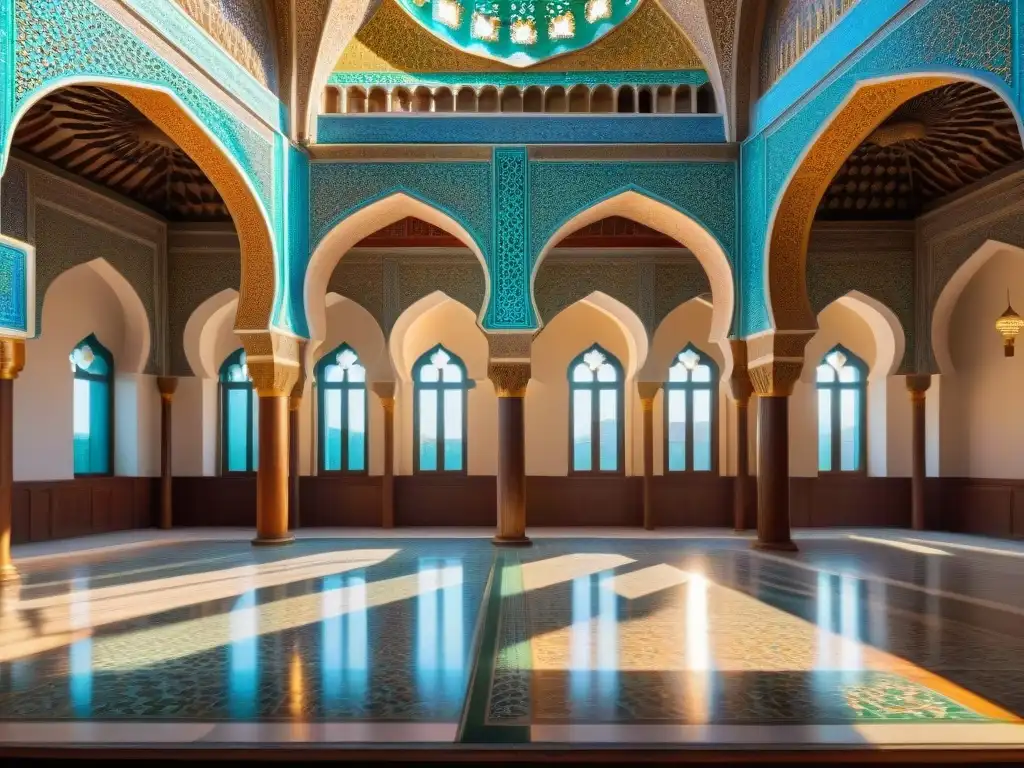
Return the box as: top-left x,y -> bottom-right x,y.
650,475 -> 733,527
300,476 -> 383,527
526,476 -> 643,527
395,475 -> 496,526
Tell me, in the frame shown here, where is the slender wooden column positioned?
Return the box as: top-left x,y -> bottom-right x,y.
489,362 -> 531,546
729,340 -> 753,532
749,338 -> 808,552
287,345 -> 307,532
371,381 -> 396,528
0,338 -> 25,583
156,376 -> 178,530
907,374 -> 931,531
637,382 -> 660,531
245,339 -> 300,548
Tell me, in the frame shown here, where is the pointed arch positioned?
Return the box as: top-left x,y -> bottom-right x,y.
184,288 -> 239,379
5,78 -> 277,337
932,241 -> 1024,376
765,74 -> 1024,337
532,189 -> 733,353
835,291 -> 905,380
42,258 -> 151,375
305,192 -> 491,343
315,291 -> 389,383
389,291 -> 486,383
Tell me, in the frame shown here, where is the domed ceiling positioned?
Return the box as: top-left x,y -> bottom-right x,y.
394,0 -> 639,67
13,86 -> 227,221
817,82 -> 1023,221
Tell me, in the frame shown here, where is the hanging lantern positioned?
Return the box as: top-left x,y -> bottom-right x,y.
995,291 -> 1024,357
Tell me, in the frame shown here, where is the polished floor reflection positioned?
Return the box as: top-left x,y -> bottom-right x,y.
1,530 -> 1023,751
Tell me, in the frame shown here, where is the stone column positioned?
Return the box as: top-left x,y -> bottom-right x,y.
637,382 -> 661,530
728,340 -> 754,532
907,374 -> 931,531
244,333 -> 300,547
0,339 -> 24,583
748,332 -> 811,552
156,376 -> 178,530
288,351 -> 307,532
489,361 -> 531,546
371,381 -> 396,528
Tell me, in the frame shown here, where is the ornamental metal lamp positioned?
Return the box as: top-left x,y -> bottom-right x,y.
995,291 -> 1024,357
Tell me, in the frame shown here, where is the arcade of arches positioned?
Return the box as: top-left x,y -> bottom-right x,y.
2,0 -> 1024,757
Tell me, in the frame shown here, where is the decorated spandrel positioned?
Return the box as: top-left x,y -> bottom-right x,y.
397,0 -> 638,67
0,235 -> 35,339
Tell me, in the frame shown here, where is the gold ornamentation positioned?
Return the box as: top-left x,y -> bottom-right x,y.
242,330 -> 301,396
471,12 -> 500,41
489,361 -> 531,397
510,18 -> 537,46
0,337 -> 25,380
768,77 -> 952,333
335,0 -> 703,74
995,292 -> 1024,356
110,85 -> 276,335
548,11 -> 575,41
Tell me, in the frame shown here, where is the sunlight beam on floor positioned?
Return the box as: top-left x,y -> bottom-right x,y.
847,534 -> 951,556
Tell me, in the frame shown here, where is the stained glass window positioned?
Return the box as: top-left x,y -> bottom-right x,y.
70,334 -> 113,476
414,344 -> 470,473
219,348 -> 258,474
665,344 -> 718,473
316,343 -> 368,473
816,345 -> 866,473
569,344 -> 623,473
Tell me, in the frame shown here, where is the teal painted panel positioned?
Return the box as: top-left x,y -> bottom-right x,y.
284,143 -> 310,338
123,0 -> 284,131
328,69 -> 709,88
490,148 -> 532,329
0,240 -> 26,333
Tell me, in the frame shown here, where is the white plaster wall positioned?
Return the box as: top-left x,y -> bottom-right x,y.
16,264 -> 144,480
171,376 -> 218,476
946,249 -> 1024,478
644,299 -> 728,475
115,373 -> 161,477
397,299 -> 495,475
527,302 -> 635,476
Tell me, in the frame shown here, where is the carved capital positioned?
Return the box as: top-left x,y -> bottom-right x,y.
637,381 -> 661,409
486,332 -> 535,362
241,330 -> 302,396
156,376 -> 178,402
746,330 -> 813,397
906,373 -> 931,402
371,381 -> 396,413
489,361 -> 531,398
0,338 -> 25,380
289,341 -> 308,411
727,338 -> 753,404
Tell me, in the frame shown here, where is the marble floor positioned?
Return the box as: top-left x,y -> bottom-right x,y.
1,528 -> 1023,755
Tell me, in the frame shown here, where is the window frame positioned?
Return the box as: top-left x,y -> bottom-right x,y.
219,347 -> 258,476
567,343 -> 626,476
71,333 -> 115,478
315,342 -> 369,475
815,344 -> 868,475
663,343 -> 719,475
412,343 -> 471,475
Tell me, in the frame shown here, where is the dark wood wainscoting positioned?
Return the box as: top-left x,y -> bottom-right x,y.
929,478 -> 1024,539
12,477 -> 156,544
527,476 -> 642,526
789,476 -> 911,528
301,476 -> 382,527
650,475 -> 735,528
173,476 -> 256,527
394,475 -> 496,526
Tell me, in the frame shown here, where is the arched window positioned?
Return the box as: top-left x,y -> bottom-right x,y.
219,348 -> 258,474
70,334 -> 113,476
316,343 -> 367,473
665,344 -> 718,472
414,344 -> 470,473
569,344 -> 624,473
816,345 -> 867,473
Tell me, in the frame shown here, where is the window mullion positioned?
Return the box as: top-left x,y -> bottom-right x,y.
830,382 -> 841,471
686,385 -> 694,473
437,382 -> 446,473
339,382 -> 348,472
591,382 -> 600,473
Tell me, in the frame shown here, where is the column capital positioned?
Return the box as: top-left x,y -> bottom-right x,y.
156,376 -> 178,402
637,381 -> 661,410
727,339 -> 753,404
241,330 -> 302,397
906,373 -> 931,401
0,338 -> 25,380
489,361 -> 531,398
370,380 -> 396,413
746,330 -> 813,397
288,341 -> 308,412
